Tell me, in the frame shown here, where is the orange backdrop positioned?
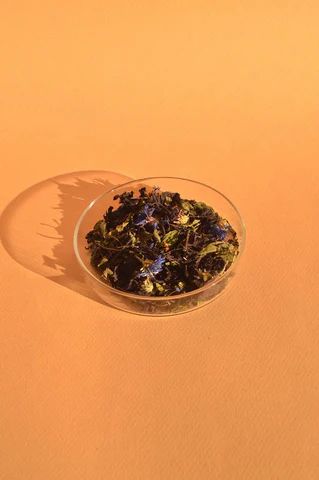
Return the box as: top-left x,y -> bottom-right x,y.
1,1 -> 319,479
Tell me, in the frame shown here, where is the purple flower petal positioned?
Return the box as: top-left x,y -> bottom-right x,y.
149,255 -> 165,275
210,224 -> 227,240
137,255 -> 165,278
134,205 -> 155,226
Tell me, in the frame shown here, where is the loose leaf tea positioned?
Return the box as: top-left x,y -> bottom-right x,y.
85,187 -> 239,296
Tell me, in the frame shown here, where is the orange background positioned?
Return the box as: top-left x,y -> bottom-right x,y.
1,1 -> 319,479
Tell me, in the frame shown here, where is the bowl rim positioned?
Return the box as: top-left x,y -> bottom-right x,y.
73,176 -> 246,301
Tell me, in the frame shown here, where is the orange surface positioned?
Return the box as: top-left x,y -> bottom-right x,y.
1,2 -> 319,479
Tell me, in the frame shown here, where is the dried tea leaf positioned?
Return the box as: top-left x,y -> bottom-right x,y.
194,201 -> 209,211
178,214 -> 189,225
153,228 -> 161,243
198,243 -> 218,259
175,281 -> 185,292
142,277 -> 154,293
181,200 -> 193,212
97,257 -> 108,268
94,220 -> 107,237
219,243 -> 237,266
163,230 -> 179,248
165,259 -> 179,266
155,282 -> 165,293
116,220 -> 129,232
102,267 -> 113,279
129,232 -> 137,245
86,187 -> 239,297
199,269 -> 212,282
188,219 -> 201,231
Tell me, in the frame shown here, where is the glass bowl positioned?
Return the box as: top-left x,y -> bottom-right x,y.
73,177 -> 246,316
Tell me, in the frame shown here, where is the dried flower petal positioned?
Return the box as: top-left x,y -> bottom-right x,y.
137,255 -> 165,278
134,204 -> 155,226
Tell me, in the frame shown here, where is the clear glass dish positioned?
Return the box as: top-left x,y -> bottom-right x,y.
73,177 -> 246,316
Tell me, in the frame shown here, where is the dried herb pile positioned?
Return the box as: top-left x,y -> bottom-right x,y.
86,187 -> 239,296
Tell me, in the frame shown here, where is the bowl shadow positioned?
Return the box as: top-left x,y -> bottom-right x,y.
0,170 -> 132,305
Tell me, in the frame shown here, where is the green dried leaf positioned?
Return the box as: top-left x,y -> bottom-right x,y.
155,282 -> 164,292
178,214 -> 189,225
220,218 -> 231,229
219,243 -> 237,266
194,201 -> 208,210
181,200 -> 193,211
142,277 -> 154,293
198,241 -> 237,268
163,230 -> 179,248
94,220 -> 107,237
116,220 -> 129,232
165,259 -> 179,266
102,267 -> 113,279
175,280 -> 185,292
97,257 -> 108,268
129,231 -> 137,245
199,269 -> 212,282
188,219 -> 201,231
153,228 -> 161,243
198,243 -> 218,259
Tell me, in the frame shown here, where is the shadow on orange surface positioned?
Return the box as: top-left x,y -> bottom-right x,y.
0,170 -> 131,304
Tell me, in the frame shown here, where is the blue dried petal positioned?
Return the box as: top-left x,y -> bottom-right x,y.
137,255 -> 165,278
149,255 -> 165,275
134,205 -> 155,226
209,224 -> 227,240
134,213 -> 147,226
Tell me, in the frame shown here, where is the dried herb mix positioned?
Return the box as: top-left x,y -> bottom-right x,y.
86,187 -> 239,296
